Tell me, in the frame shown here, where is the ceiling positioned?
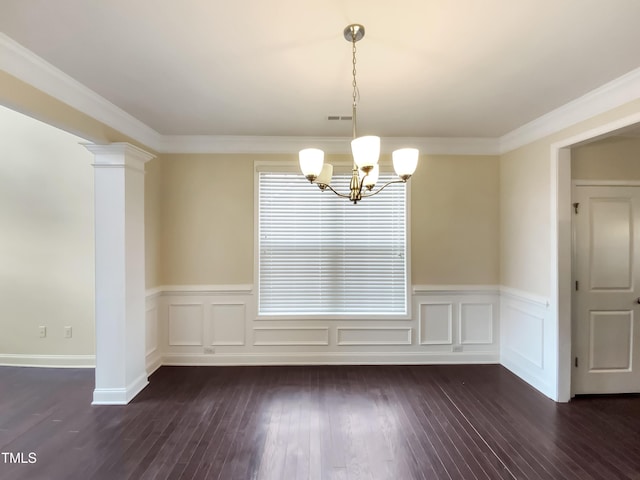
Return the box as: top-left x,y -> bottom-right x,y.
2,0 -> 640,139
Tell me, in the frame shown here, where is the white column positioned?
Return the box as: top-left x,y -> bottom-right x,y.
85,143 -> 155,405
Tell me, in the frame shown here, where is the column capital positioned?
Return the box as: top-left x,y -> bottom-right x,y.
84,142 -> 155,171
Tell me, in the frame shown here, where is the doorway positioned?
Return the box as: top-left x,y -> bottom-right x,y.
552,114 -> 640,402
572,183 -> 640,394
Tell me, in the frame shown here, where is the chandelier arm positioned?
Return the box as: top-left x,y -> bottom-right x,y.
360,179 -> 407,198
356,168 -> 368,199
317,183 -> 353,199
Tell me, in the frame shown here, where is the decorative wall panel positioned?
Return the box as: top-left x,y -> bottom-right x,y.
460,303 -> 493,344
419,303 -> 453,345
337,327 -> 412,346
210,303 -> 245,346
253,327 -> 330,346
168,304 -> 203,346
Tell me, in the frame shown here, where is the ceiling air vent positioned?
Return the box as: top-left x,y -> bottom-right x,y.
327,115 -> 353,121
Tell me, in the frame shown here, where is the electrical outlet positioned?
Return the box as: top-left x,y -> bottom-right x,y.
38,326 -> 46,338
204,347 -> 215,354
452,345 -> 463,352
64,326 -> 72,338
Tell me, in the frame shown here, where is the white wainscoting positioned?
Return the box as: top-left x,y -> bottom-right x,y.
414,286 -> 500,362
1,284 -> 557,401
145,291 -> 161,375
499,286 -> 553,398
149,284 -> 500,366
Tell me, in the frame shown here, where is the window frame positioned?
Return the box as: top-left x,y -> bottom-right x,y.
254,160 -> 412,321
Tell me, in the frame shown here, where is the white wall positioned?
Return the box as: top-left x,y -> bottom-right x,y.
0,106 -> 95,366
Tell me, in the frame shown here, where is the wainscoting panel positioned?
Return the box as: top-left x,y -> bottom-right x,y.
151,284 -> 500,367
503,304 -> 544,368
209,303 -> 245,346
145,296 -> 161,375
336,327 -> 412,346
500,287 -> 553,398
145,305 -> 158,356
419,303 -> 453,345
253,327 -> 329,346
460,303 -> 494,345
168,304 -> 203,346
414,286 -> 500,357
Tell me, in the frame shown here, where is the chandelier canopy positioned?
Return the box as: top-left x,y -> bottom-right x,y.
299,24 -> 419,204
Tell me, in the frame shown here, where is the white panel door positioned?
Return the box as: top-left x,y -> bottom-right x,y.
573,186 -> 640,394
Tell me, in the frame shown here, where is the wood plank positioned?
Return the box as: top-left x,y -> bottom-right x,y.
1,365 -> 640,480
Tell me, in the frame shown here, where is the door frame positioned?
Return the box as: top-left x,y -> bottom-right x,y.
551,111 -> 640,402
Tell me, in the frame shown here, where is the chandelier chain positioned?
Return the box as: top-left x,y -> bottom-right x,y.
352,35 -> 358,107
351,30 -> 359,139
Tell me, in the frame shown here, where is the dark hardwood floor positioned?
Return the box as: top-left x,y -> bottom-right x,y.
1,365 -> 639,480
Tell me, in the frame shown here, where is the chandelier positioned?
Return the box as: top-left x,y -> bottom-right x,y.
299,24 -> 419,204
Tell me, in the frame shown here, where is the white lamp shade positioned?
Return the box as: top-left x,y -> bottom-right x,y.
314,163 -> 333,185
299,148 -> 324,178
351,135 -> 380,170
359,164 -> 379,188
392,148 -> 419,178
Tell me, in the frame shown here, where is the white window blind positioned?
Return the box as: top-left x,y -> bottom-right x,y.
258,169 -> 408,316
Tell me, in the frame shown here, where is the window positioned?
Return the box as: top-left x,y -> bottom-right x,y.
257,166 -> 409,317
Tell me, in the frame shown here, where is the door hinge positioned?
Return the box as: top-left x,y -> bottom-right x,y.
575,280 -> 579,291
575,357 -> 579,368
573,202 -> 579,214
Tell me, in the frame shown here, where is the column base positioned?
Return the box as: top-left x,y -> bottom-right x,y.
91,373 -> 149,405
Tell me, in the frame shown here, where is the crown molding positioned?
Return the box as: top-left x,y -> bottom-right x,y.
499,66 -> 640,154
158,135 -> 500,155
3,32 -> 640,156
415,137 -> 500,156
0,33 -> 163,150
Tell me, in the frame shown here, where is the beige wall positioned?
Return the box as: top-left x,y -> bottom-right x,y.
0,105 -> 95,356
157,154 -> 257,285
572,135 -> 640,180
1,72 -> 162,290
499,141 -> 551,295
151,152 -> 500,286
145,158 -> 162,287
411,154 -> 500,285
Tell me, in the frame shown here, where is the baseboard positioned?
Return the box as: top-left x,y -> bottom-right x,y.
92,373 -> 149,405
501,355 -> 555,400
146,351 -> 162,376
161,351 -> 499,366
0,354 -> 95,368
